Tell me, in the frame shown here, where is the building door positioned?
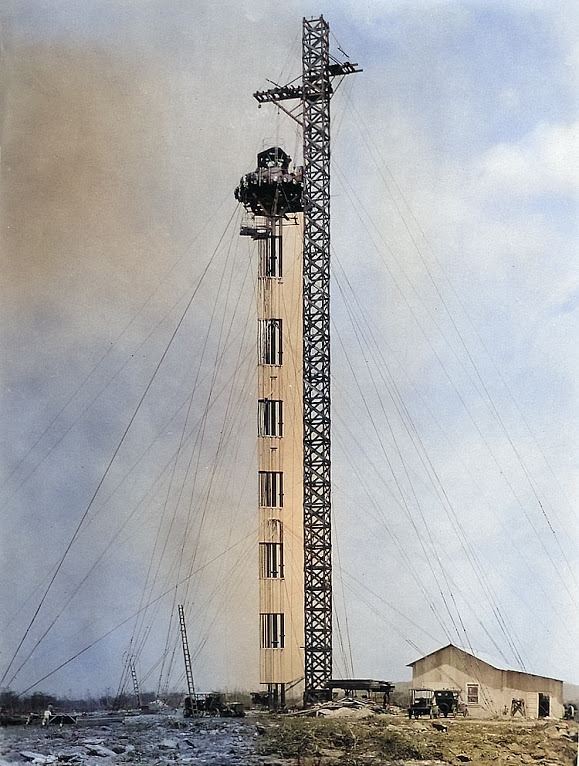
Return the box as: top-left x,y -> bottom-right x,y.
538,694 -> 550,718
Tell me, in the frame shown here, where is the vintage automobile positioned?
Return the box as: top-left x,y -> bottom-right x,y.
408,689 -> 436,718
434,689 -> 463,717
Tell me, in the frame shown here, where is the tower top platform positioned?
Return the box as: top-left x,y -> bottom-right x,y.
234,147 -> 303,218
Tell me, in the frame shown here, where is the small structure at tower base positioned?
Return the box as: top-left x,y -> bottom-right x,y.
321,679 -> 395,706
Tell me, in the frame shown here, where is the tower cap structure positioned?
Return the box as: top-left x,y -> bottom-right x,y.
234,146 -> 303,218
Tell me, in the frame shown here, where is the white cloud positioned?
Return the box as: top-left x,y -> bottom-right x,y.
479,121 -> 579,196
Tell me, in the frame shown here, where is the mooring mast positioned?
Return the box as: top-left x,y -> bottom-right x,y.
253,16 -> 360,703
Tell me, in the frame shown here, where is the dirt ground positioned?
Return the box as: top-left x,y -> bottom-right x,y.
255,713 -> 578,765
0,713 -> 577,766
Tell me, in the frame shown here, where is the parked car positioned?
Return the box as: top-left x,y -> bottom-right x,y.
434,690 -> 462,717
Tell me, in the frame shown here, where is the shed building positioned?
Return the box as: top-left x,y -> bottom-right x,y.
408,644 -> 564,719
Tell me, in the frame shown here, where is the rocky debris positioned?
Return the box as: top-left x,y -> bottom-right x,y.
157,738 -> 178,749
20,752 -> 57,764
0,715 -> 267,765
82,743 -> 117,758
1,713 -> 577,765
295,696 -> 386,719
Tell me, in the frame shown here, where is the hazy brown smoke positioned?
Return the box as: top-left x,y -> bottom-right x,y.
0,30 -> 259,696
0,39 -> 177,325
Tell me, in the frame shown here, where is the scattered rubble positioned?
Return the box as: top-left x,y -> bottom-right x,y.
292,696 -> 388,718
0,714 -> 264,766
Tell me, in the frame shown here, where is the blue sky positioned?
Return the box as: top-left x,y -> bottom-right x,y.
0,0 -> 577,698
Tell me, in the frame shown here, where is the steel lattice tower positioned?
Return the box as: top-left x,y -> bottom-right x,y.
253,15 -> 360,702
301,16 -> 334,702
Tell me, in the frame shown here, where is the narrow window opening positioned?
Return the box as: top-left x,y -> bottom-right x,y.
259,235 -> 283,278
260,519 -> 284,578
258,472 -> 283,507
258,399 -> 283,437
260,613 -> 285,648
260,542 -> 284,578
258,319 -> 282,365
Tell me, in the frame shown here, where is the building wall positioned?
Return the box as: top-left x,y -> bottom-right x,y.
257,214 -> 304,702
411,646 -> 564,719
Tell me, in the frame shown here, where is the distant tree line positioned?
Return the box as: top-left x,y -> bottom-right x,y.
0,689 -> 161,714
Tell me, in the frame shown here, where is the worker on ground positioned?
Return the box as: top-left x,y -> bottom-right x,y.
42,705 -> 52,726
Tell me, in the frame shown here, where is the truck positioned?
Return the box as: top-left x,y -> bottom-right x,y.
408,689 -> 436,718
183,693 -> 245,718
